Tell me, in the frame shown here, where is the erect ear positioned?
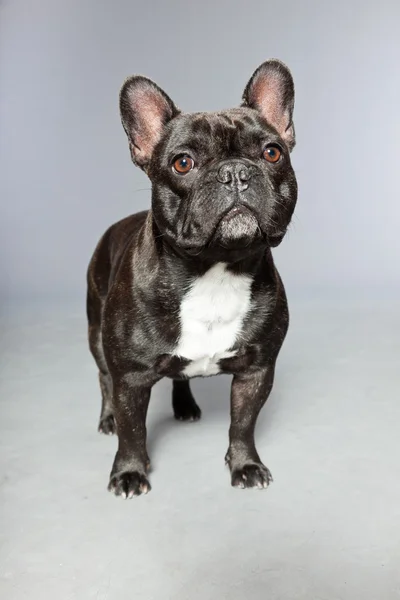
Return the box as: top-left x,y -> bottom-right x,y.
242,59 -> 295,150
119,76 -> 180,169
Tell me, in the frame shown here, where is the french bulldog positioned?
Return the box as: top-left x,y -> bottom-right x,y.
87,59 -> 297,497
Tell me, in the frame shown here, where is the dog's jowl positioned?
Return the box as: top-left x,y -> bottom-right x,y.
87,60 -> 298,497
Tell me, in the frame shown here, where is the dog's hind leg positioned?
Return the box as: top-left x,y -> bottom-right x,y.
87,287 -> 115,435
172,380 -> 201,422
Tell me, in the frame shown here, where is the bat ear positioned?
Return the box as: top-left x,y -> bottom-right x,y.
120,76 -> 180,169
242,59 -> 295,150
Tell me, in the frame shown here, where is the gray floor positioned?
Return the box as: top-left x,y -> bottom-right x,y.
1,301 -> 400,599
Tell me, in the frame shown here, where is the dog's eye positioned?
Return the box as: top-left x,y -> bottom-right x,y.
173,155 -> 194,175
263,145 -> 281,163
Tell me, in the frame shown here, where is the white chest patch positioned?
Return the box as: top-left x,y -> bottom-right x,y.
174,263 -> 253,377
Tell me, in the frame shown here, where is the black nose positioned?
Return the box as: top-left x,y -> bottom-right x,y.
217,162 -> 252,190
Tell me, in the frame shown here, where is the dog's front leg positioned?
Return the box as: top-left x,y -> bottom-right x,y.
108,373 -> 156,498
226,366 -> 275,489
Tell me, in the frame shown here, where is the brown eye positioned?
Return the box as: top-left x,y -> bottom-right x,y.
263,145 -> 281,163
173,155 -> 194,174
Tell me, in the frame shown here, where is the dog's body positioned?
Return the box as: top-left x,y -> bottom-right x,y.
87,60 -> 298,497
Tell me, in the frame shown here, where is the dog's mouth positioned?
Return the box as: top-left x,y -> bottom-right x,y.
211,205 -> 262,248
174,205 -> 286,256
220,205 -> 288,247
218,205 -> 253,223
217,204 -> 257,223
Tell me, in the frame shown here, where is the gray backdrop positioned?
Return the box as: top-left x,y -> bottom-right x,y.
2,3 -> 400,599
1,0 -> 399,306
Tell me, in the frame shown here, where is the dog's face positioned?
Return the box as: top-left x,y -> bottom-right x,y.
120,60 -> 297,261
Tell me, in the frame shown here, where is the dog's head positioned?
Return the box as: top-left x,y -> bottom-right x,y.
120,60 -> 297,261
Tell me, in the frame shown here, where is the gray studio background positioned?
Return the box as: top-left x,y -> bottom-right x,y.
1,2 -> 400,600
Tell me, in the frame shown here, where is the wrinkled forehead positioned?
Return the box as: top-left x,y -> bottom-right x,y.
161,108 -> 279,158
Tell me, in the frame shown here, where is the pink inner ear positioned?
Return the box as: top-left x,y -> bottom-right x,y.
251,72 -> 290,137
127,87 -> 169,162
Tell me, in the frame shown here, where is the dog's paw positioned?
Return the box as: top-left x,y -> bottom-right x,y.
98,414 -> 115,435
174,402 -> 202,422
108,471 -> 151,498
231,463 -> 273,490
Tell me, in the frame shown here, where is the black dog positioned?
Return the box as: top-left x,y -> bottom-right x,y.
87,59 -> 297,497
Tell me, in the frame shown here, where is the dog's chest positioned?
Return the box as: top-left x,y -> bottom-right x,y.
174,263 -> 253,377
